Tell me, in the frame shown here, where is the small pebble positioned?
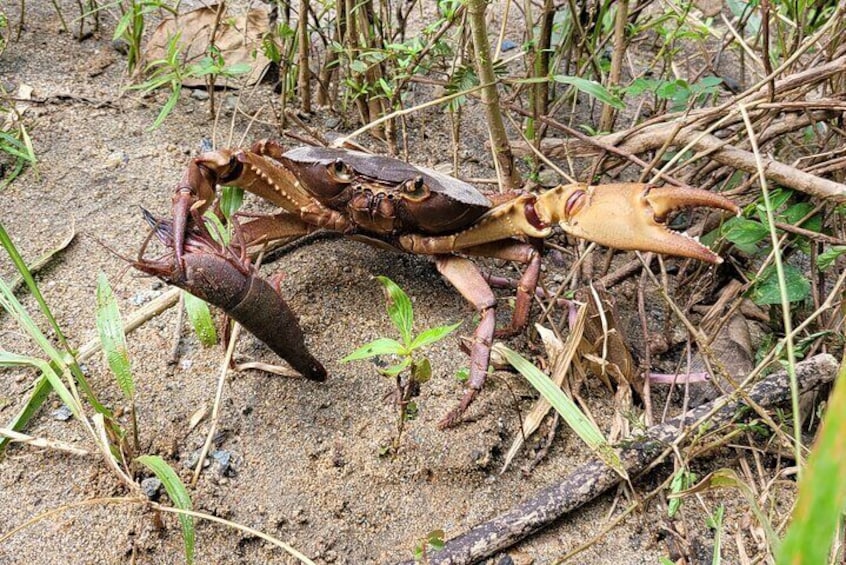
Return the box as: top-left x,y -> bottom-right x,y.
501,39 -> 519,52
51,405 -> 73,421
324,116 -> 341,129
211,449 -> 232,476
536,168 -> 559,188
191,89 -> 210,101
129,289 -> 163,306
104,151 -> 127,169
140,477 -> 162,499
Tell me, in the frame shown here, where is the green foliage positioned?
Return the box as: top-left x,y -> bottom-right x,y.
624,76 -> 723,111
114,0 -> 178,73
0,89 -> 37,191
667,468 -> 697,517
96,273 -> 135,399
719,188 -> 826,306
0,9 -> 7,57
137,455 -> 195,564
497,345 -> 627,480
183,293 -> 218,347
344,276 -> 459,447
412,529 -> 445,562
343,276 -> 460,380
707,504 -> 725,564
553,75 -> 626,110
779,359 -> 846,564
750,264 -> 811,306
130,33 -> 250,129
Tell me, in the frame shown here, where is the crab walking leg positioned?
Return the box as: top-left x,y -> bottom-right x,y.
435,255 -> 499,429
461,239 -> 544,338
237,212 -> 317,247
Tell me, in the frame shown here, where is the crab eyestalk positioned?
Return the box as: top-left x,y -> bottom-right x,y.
535,183 -> 741,263
135,211 -> 327,382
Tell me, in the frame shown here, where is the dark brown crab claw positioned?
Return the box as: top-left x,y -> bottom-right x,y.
543,183 -> 741,263
134,210 -> 327,382
170,150 -> 245,274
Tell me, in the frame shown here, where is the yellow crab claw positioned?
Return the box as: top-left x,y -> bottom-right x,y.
538,183 -> 741,264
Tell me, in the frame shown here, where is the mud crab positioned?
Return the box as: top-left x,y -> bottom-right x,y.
135,140 -> 739,428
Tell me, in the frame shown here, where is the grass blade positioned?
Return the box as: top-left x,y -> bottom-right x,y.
0,352 -> 81,420
778,357 -> 846,564
137,455 -> 195,564
495,344 -> 628,480
96,273 -> 135,399
183,292 -> 218,347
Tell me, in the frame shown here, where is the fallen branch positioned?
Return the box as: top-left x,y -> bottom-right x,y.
512,111 -> 846,203
397,353 -> 838,565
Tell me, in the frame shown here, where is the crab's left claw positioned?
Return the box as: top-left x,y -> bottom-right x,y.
540,183 -> 741,264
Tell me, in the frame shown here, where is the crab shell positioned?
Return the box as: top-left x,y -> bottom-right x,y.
276,146 -> 493,235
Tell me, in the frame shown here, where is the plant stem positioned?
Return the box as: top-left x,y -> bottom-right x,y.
464,0 -> 519,190
297,0 -> 311,112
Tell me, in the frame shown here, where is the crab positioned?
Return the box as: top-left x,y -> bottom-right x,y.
139,140 -> 739,428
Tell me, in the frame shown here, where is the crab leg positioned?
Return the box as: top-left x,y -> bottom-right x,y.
461,239 -> 543,337
435,255 -> 498,429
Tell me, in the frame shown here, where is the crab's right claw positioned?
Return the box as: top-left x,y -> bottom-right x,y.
549,183 -> 740,264
170,151 -> 238,271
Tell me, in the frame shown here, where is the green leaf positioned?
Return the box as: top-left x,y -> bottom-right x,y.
0,352 -> 81,421
201,210 -> 230,246
95,273 -> 135,399
349,59 -> 368,74
408,322 -> 461,351
219,186 -> 244,221
552,75 -> 625,109
0,373 -> 52,452
342,338 -> 405,362
379,357 -> 412,377
818,246 -> 846,271
137,455 -> 194,565
668,469 -> 696,517
183,292 -> 217,347
376,276 -> 413,346
750,264 -> 811,305
779,360 -> 846,564
411,357 -> 432,384
497,345 -> 628,480
149,83 -> 181,130
722,217 -> 769,247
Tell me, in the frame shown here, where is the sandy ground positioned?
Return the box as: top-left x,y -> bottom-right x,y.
0,3 -> 763,564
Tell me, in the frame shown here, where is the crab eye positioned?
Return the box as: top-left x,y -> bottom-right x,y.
330,159 -> 353,182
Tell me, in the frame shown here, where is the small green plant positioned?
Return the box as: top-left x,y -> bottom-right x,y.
130,33 -> 251,129
342,276 -> 460,454
0,89 -> 37,191
716,187 -> 822,307
113,0 -> 178,73
412,528 -> 445,562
